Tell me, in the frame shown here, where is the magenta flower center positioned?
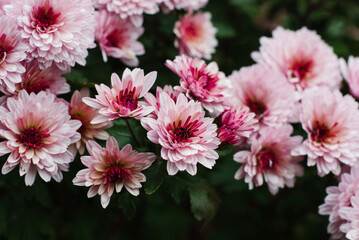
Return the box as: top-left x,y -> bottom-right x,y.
118,90 -> 138,111
105,29 -> 128,48
71,115 -> 87,134
23,81 -> 50,94
192,68 -> 219,92
0,34 -> 10,65
169,116 -> 204,143
173,127 -> 192,141
311,124 -> 330,143
32,2 -> 62,33
257,149 -> 276,170
103,165 -> 132,184
290,59 -> 313,82
19,127 -> 49,149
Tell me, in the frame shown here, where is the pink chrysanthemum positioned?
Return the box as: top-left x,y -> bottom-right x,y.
73,137 -> 156,208
0,90 -> 81,186
174,12 -> 217,60
69,88 -> 113,155
340,56 -> 359,99
234,125 -> 303,194
0,16 -> 27,93
229,64 -> 296,127
319,164 -> 359,239
93,0 -> 159,27
95,10 -> 145,66
1,60 -> 70,97
218,105 -> 259,145
143,85 -> 181,119
0,0 -> 10,14
4,0 -> 96,71
141,92 -> 220,176
252,27 -> 341,93
160,0 -> 208,12
166,55 -> 230,115
292,87 -> 359,176
83,68 -> 157,123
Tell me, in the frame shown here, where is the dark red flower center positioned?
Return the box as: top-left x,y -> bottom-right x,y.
192,67 -> 219,92
311,123 -> 330,143
71,115 -> 87,134
22,81 -> 50,94
173,127 -> 192,141
169,116 -> 204,143
32,1 -> 62,32
246,99 -> 266,116
0,34 -> 11,65
290,59 -> 313,82
105,29 -> 128,48
19,127 -> 50,149
103,165 -> 132,184
117,89 -> 138,111
257,149 -> 276,170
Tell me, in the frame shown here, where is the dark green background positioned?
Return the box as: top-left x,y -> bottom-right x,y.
1,0 -> 358,239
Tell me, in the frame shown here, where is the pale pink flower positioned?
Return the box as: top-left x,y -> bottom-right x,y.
69,88 -> 113,155
93,0 -> 159,27
0,0 -> 10,14
0,90 -> 81,186
174,12 -> 217,60
218,105 -> 259,145
340,56 -> 359,99
292,87 -> 359,177
4,0 -> 96,71
95,10 -> 145,66
1,60 -> 70,97
166,55 -> 230,115
141,92 -> 220,176
83,68 -> 157,123
0,16 -> 27,93
319,164 -> 359,239
229,64 -> 296,127
143,85 -> 181,119
234,125 -> 303,194
252,27 -> 341,93
160,0 -> 208,12
73,137 -> 156,208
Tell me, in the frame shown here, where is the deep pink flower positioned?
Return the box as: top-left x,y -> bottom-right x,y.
174,12 -> 217,60
73,137 -> 156,208
143,85 -> 181,119
340,56 -> 359,99
95,10 -> 145,66
0,16 -> 27,93
166,55 -> 230,115
292,87 -> 359,176
218,105 -> 259,145
229,64 -> 296,127
83,68 -> 157,123
141,92 -> 220,176
4,0 -> 96,71
0,90 -> 81,186
234,125 -> 303,194
160,0 -> 208,12
319,164 -> 359,239
93,0 -> 159,27
69,88 -> 113,155
1,60 -> 70,97
252,27 -> 341,93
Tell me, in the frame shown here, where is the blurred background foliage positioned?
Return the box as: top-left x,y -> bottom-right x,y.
1,0 -> 359,239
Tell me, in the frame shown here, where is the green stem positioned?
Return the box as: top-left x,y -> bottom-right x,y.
124,118 -> 140,147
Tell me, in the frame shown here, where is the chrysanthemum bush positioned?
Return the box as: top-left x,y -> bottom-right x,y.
1,0 -> 359,239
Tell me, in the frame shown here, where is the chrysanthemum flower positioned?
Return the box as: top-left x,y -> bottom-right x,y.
69,88 -> 113,155
166,55 -> 230,115
143,85 -> 181,119
93,0 -> 159,27
73,137 -> 156,208
83,68 -> 157,123
0,16 -> 27,93
228,64 -> 296,127
218,105 -> 259,145
252,27 -> 341,93
95,10 -> 145,67
141,92 -> 220,176
234,125 -> 303,194
319,164 -> 359,239
0,90 -> 81,186
1,60 -> 70,97
292,87 -> 359,176
0,0 -> 10,14
174,12 -> 217,60
160,0 -> 208,12
4,0 -> 96,71
340,56 -> 359,99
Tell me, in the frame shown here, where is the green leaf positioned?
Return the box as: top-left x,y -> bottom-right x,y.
144,160 -> 167,195
118,192 -> 136,220
188,185 -> 218,222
